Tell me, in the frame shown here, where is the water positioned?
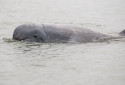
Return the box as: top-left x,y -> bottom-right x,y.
0,0 -> 125,85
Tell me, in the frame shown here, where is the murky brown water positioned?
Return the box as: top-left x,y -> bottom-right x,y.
0,0 -> 125,85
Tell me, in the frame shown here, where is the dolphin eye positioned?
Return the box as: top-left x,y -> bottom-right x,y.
33,34 -> 38,38
33,34 -> 44,42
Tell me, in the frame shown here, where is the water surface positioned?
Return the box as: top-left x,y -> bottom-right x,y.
0,0 -> 125,85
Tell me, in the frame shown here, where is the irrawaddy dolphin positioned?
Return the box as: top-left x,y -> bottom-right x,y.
13,24 -> 125,43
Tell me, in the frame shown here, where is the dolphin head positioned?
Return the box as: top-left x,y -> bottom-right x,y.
13,24 -> 47,42
119,29 -> 125,36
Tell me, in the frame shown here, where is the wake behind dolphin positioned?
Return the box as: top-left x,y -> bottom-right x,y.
13,24 -> 125,43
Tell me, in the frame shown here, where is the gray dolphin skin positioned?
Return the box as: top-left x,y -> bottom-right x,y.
13,24 -> 125,43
